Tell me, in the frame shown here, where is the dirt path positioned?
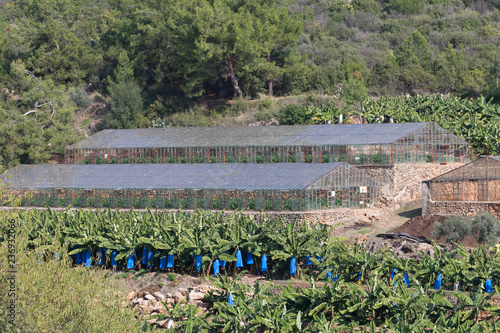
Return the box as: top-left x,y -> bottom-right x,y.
330,200 -> 422,240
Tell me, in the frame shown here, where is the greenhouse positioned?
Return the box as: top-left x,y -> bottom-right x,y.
64,122 -> 469,166
428,156 -> 500,202
2,163 -> 380,211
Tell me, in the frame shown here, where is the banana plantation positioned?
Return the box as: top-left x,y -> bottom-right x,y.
3,208 -> 500,331
362,94 -> 500,157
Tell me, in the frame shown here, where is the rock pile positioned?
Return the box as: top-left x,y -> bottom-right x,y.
364,235 -> 435,260
128,287 -> 213,328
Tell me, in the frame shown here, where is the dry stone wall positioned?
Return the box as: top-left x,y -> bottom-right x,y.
359,163 -> 464,204
425,201 -> 500,218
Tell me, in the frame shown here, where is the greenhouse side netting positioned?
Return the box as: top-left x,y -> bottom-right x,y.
2,163 -> 381,211
64,123 -> 470,165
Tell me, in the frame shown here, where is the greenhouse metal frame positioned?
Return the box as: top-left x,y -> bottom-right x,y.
429,156 -> 500,202
65,122 -> 469,166
2,163 -> 380,211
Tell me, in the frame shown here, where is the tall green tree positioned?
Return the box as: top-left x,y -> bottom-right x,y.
167,0 -> 301,98
0,61 -> 79,168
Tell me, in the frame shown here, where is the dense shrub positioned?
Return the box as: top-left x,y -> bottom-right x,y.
278,104 -> 310,125
433,212 -> 500,244
472,212 -> 500,244
71,87 -> 92,109
432,216 -> 471,243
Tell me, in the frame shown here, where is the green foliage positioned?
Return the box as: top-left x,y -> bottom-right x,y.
278,104 -> 310,125
0,61 -> 80,168
4,207 -> 500,331
71,87 -> 91,110
104,80 -> 146,129
433,212 -> 500,245
433,216 -> 471,243
0,246 -> 141,332
362,94 -> 500,156
472,212 -> 500,245
387,0 -> 425,14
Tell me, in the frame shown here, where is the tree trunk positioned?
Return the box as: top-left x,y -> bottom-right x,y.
227,56 -> 243,99
267,54 -> 273,97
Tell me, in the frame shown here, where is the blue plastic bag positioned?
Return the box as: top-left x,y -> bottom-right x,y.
327,271 -> 332,280
333,273 -> 339,282
195,254 -> 202,272
147,250 -> 155,268
290,257 -> 297,277
127,252 -> 135,269
228,294 -> 234,307
246,252 -> 254,265
261,254 -> 267,273
434,273 -> 442,290
85,250 -> 92,268
96,248 -> 104,266
111,251 -> 118,267
485,278 -> 493,293
235,249 -> 243,268
76,251 -> 82,265
404,273 -> 410,287
306,256 -> 312,266
142,247 -> 148,265
167,254 -> 175,268
159,255 -> 167,269
213,259 -> 220,277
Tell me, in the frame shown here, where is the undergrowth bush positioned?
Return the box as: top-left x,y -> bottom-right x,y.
0,241 -> 141,332
432,212 -> 500,244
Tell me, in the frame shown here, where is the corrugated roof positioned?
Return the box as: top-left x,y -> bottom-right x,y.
65,123 -> 432,149
3,163 -> 348,191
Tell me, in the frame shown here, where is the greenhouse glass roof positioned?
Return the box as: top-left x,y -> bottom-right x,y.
3,163 -> 347,191
66,123 -> 434,149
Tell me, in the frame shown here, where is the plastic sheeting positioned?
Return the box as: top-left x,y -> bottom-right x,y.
290,257 -> 297,277
213,259 -> 220,277
235,250 -> 243,268
434,273 -> 442,290
261,254 -> 267,273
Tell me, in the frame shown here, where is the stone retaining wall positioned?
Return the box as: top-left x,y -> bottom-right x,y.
424,200 -> 500,218
358,163 -> 464,204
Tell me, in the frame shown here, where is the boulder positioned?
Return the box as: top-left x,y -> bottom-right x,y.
188,290 -> 205,302
127,291 -> 137,300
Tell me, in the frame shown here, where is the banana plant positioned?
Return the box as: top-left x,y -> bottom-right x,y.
269,219 -> 316,278
99,210 -> 145,269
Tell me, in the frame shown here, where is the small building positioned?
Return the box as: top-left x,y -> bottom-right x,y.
64,122 -> 469,166
422,156 -> 500,217
3,163 -> 380,211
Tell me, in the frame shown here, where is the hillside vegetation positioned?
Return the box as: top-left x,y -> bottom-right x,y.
2,0 -> 500,168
